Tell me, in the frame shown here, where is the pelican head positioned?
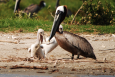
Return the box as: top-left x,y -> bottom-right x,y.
49,5 -> 67,41
37,29 -> 44,35
39,1 -> 46,7
37,29 -> 46,44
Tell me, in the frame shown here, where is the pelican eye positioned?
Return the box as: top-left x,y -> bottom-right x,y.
56,10 -> 60,15
40,32 -> 42,34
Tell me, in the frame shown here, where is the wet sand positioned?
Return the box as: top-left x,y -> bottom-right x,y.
0,32 -> 115,76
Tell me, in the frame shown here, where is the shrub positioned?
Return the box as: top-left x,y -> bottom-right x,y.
14,11 -> 39,19
80,0 -> 115,25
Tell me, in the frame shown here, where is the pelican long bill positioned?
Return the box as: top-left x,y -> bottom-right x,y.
49,11 -> 63,41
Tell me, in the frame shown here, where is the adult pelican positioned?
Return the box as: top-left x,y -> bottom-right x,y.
14,0 -> 46,16
48,5 -> 96,60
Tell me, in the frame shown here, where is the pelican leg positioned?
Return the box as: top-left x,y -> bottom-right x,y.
71,54 -> 74,59
77,54 -> 80,59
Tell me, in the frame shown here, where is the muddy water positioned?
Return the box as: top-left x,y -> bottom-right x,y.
0,74 -> 114,77
0,68 -> 115,77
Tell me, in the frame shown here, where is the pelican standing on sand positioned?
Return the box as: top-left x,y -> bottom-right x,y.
28,29 -> 45,59
14,0 -> 46,16
28,25 -> 63,59
48,5 -> 96,60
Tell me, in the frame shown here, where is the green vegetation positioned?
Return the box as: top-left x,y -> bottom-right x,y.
0,18 -> 52,32
80,0 -> 115,25
0,17 -> 115,34
0,0 -> 115,34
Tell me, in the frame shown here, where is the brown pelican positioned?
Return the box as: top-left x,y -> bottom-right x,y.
48,5 -> 96,60
14,0 -> 46,16
56,0 -> 72,17
28,29 -> 45,59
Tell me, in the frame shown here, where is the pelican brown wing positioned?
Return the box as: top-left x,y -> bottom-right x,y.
63,31 -> 95,57
24,4 -> 39,14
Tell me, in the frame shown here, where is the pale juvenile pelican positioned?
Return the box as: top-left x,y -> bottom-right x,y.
28,29 -> 45,59
48,5 -> 96,60
28,25 -> 63,58
41,25 -> 63,57
40,37 -> 57,57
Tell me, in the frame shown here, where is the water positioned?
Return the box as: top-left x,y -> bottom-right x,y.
0,74 -> 51,77
0,74 -> 114,77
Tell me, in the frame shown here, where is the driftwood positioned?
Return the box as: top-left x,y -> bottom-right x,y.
10,65 -> 48,70
0,66 -> 7,69
0,40 -> 19,44
0,57 -> 111,64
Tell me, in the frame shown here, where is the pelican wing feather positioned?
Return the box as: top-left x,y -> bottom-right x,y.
63,31 -> 93,54
24,4 -> 39,13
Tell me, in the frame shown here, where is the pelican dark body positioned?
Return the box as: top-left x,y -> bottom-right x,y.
14,0 -> 46,16
49,6 -> 96,60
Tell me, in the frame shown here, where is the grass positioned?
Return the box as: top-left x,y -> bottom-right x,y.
63,24 -> 115,34
0,0 -> 114,20
0,0 -> 115,34
0,17 -> 115,34
0,18 -> 53,32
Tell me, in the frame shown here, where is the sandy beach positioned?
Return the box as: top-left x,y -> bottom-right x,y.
0,32 -> 115,76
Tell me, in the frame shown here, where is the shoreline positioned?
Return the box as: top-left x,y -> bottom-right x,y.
0,33 -> 115,75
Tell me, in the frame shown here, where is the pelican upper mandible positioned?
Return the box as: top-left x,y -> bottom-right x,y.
48,5 -> 96,60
